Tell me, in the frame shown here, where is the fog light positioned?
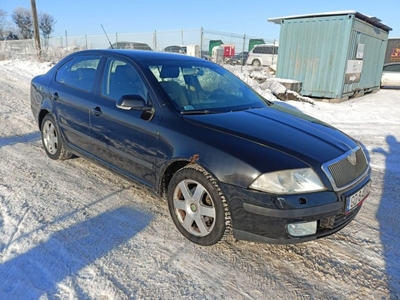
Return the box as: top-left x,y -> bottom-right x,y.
287,221 -> 317,237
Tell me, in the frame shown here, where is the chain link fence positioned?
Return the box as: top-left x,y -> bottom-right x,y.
0,27 -> 277,63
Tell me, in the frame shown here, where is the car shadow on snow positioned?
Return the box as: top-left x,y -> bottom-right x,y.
0,131 -> 41,147
373,135 -> 400,297
0,206 -> 152,299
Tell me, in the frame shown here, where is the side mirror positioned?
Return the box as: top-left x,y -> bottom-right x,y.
116,94 -> 152,111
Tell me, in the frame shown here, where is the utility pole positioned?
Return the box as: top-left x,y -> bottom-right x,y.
31,0 -> 41,59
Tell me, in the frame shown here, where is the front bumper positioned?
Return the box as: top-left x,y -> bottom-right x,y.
220,175 -> 370,244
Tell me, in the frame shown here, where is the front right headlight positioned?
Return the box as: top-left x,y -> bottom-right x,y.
249,168 -> 326,195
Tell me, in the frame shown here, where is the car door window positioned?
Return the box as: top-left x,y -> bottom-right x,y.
101,58 -> 148,102
384,64 -> 400,72
55,56 -> 100,92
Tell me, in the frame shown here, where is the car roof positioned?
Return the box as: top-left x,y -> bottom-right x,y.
253,43 -> 278,47
383,62 -> 400,66
112,41 -> 148,45
165,45 -> 185,48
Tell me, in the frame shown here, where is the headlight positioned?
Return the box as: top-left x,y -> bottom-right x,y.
249,168 -> 326,195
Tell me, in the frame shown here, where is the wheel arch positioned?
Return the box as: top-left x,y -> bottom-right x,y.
159,159 -> 219,200
252,59 -> 261,66
38,109 -> 50,130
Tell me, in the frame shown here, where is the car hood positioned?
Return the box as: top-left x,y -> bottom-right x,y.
183,105 -> 357,165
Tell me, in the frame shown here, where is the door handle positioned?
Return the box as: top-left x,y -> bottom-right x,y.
91,106 -> 103,117
52,92 -> 59,100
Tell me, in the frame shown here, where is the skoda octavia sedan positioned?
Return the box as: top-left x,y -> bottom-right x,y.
31,49 -> 371,246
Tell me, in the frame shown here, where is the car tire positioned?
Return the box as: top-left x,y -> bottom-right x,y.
252,59 -> 261,67
167,164 -> 231,246
41,114 -> 72,160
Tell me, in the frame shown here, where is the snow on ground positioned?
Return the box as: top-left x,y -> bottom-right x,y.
0,58 -> 399,299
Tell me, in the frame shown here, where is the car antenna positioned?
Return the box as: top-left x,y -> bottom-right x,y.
101,24 -> 113,49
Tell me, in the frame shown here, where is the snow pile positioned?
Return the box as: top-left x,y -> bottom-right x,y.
225,64 -> 315,104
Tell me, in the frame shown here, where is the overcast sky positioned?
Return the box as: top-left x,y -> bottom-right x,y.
2,0 -> 400,40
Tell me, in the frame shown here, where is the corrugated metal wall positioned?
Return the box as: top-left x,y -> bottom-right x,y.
276,13 -> 388,99
342,19 -> 388,96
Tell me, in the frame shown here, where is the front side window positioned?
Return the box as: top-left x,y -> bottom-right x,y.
55,56 -> 100,92
253,46 -> 265,54
101,58 -> 148,101
147,60 -> 268,113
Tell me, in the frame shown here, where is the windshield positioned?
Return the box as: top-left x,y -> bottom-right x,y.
146,60 -> 268,113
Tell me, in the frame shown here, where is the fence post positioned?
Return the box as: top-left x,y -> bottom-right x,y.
181,29 -> 184,45
153,30 -> 157,51
200,27 -> 203,57
242,34 -> 246,71
65,30 -> 68,50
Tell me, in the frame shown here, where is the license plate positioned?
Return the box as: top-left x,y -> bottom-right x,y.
345,181 -> 371,212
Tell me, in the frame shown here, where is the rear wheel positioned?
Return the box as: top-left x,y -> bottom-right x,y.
41,114 -> 72,160
167,164 -> 231,246
252,59 -> 261,66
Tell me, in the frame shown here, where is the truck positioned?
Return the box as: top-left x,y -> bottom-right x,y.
209,41 -> 235,63
248,38 -> 265,52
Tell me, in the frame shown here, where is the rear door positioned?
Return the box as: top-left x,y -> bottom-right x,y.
89,56 -> 161,186
49,55 -> 101,153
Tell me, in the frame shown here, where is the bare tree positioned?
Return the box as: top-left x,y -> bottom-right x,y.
12,7 -> 33,39
0,9 -> 8,38
39,12 -> 56,40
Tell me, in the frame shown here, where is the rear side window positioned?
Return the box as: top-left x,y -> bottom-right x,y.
253,45 -> 278,54
383,64 -> 400,72
56,56 -> 101,92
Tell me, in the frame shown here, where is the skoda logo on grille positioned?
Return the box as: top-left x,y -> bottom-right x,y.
346,150 -> 357,166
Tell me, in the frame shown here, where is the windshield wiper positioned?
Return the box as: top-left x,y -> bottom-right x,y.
229,106 -> 264,112
180,109 -> 216,115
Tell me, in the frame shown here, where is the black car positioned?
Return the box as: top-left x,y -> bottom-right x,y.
227,51 -> 249,65
31,49 -> 371,246
163,45 -> 187,54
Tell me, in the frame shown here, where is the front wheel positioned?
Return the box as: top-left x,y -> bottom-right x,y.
167,164 -> 231,246
41,114 -> 72,160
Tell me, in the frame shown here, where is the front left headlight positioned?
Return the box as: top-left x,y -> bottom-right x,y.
249,168 -> 326,195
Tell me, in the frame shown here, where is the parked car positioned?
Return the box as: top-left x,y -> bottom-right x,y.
246,43 -> 278,66
226,51 -> 249,65
31,49 -> 371,246
109,41 -> 152,51
201,50 -> 211,61
163,45 -> 187,54
381,62 -> 400,87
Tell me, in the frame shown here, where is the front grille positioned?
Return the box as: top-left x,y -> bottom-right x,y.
323,147 -> 368,190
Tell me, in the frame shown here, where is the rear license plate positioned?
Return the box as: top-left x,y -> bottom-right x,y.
345,181 -> 371,212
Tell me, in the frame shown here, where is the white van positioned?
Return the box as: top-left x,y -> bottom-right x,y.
246,44 -> 279,66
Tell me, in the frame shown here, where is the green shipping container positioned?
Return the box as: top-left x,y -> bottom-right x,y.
269,11 -> 392,100
248,39 -> 265,52
209,40 -> 223,56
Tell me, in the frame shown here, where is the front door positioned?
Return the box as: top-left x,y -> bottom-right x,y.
89,57 -> 160,186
